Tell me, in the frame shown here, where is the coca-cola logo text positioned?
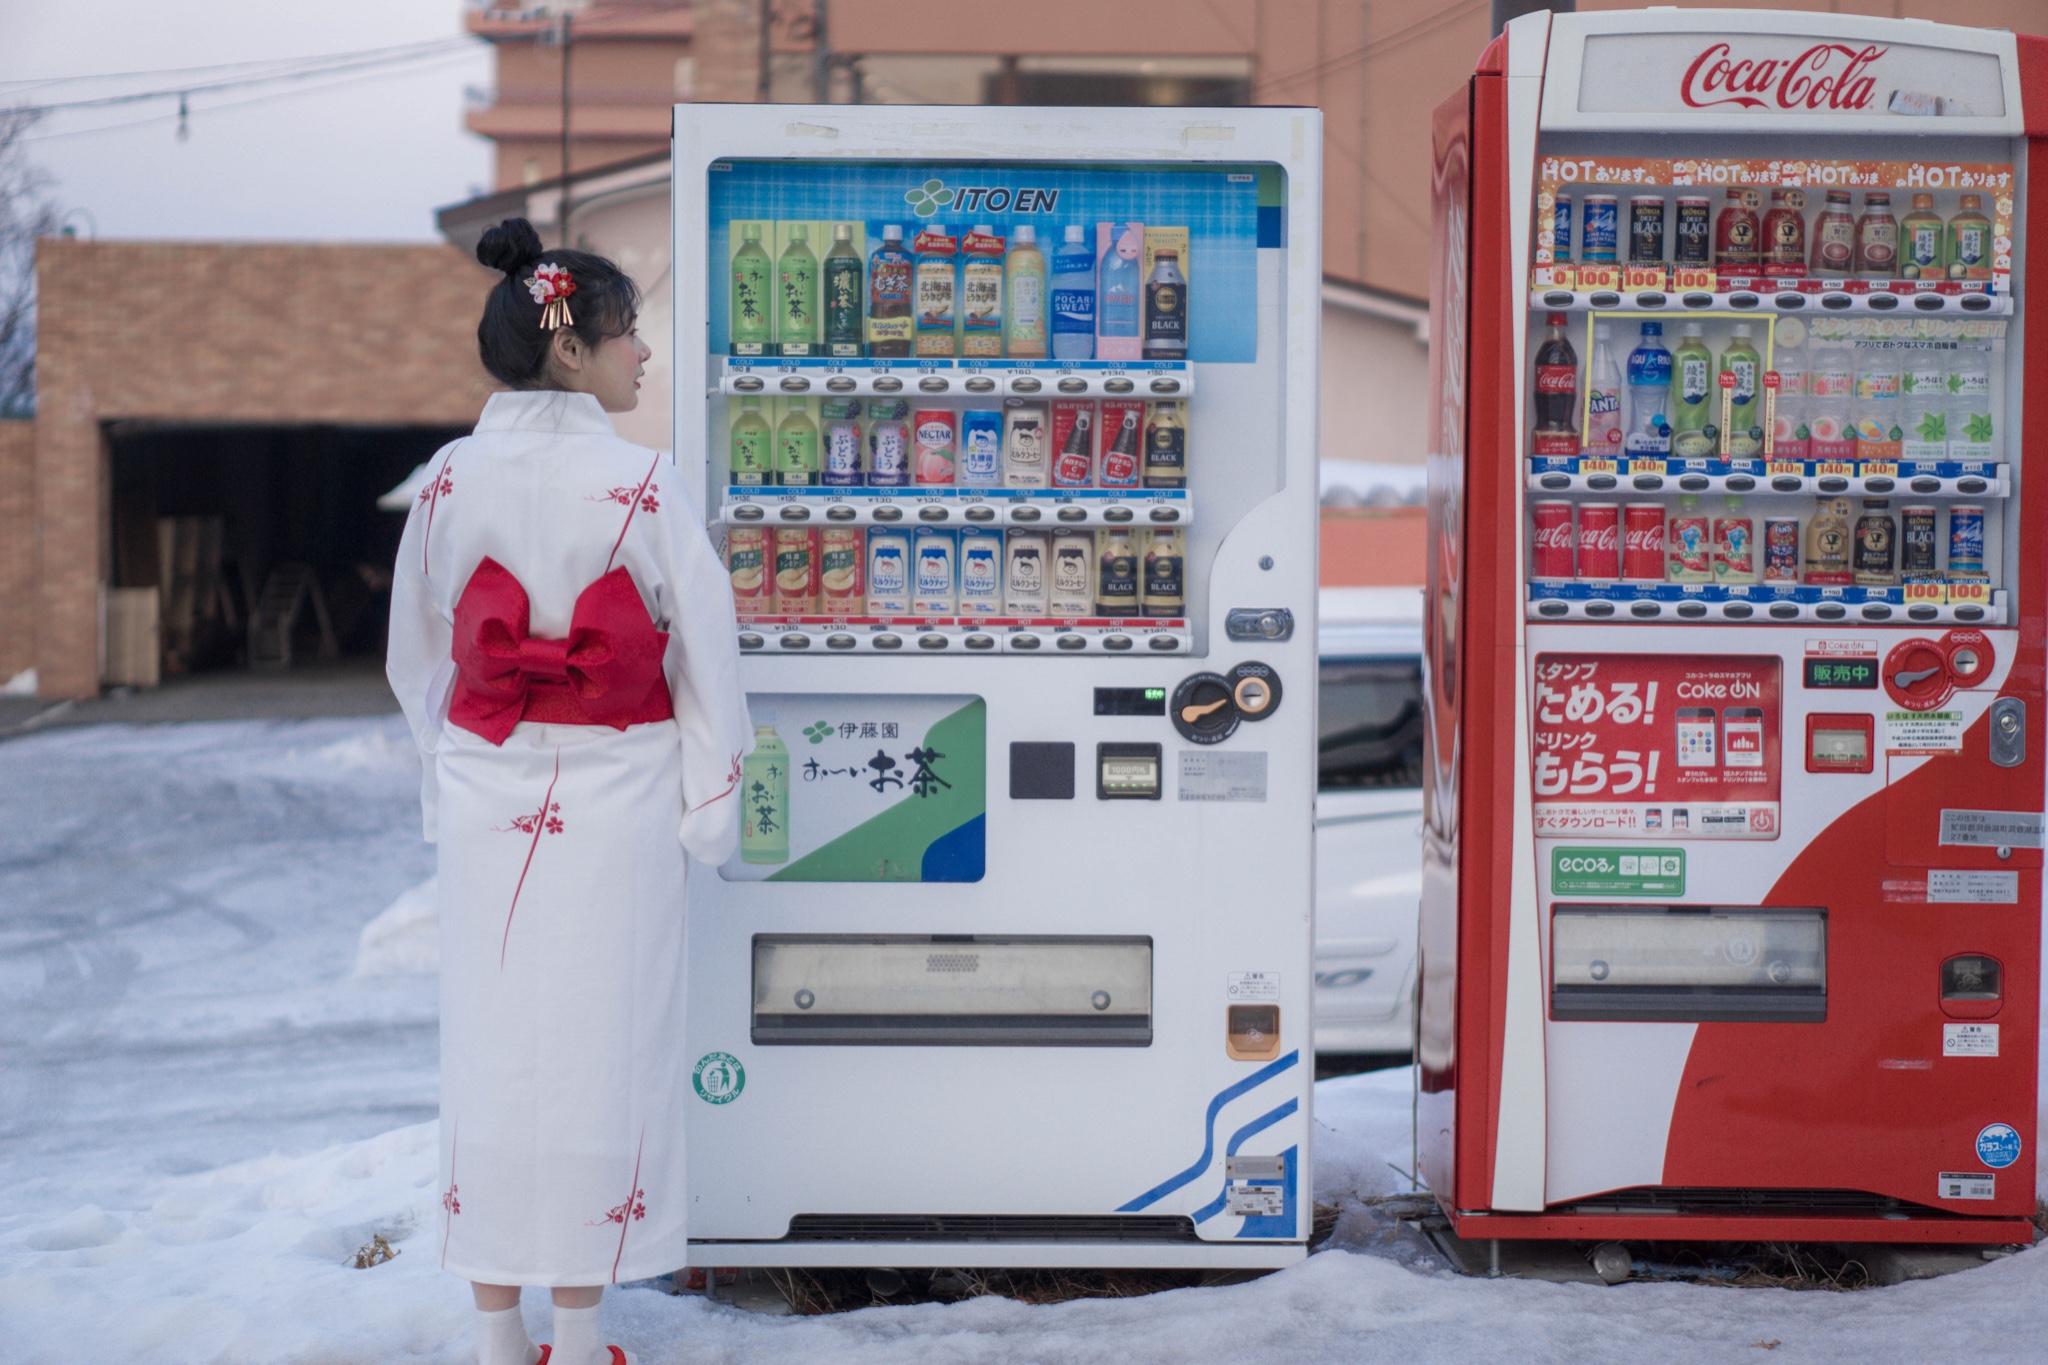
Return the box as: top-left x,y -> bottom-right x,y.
1535,523 -> 1574,550
1577,524 -> 1619,551
1680,42 -> 1885,113
1624,525 -> 1662,551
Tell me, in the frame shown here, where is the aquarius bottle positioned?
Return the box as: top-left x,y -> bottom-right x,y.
730,224 -> 772,356
741,715 -> 790,865
1622,321 -> 1671,456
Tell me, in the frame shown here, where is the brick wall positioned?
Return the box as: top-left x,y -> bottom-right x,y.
28,239 -> 500,698
0,419 -> 33,682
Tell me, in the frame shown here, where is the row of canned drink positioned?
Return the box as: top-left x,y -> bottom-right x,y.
1533,497 -> 1988,586
729,524 -> 1187,619
731,396 -> 1188,490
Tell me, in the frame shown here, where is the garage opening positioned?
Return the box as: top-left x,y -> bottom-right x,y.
106,423 -> 465,679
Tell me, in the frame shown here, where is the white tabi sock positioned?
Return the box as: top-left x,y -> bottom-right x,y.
550,1302 -> 608,1365
475,1305 -> 540,1365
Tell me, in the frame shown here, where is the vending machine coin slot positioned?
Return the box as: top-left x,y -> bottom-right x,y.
1009,742 -> 1075,800
1806,715 -> 1874,774
1940,954 -> 2003,1019
1989,697 -> 2025,769
1097,743 -> 1163,800
1225,1004 -> 1281,1061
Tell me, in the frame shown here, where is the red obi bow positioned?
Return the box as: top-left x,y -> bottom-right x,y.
447,557 -> 674,745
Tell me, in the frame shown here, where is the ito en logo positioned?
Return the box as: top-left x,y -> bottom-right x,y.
904,179 -> 956,217
693,1052 -> 746,1105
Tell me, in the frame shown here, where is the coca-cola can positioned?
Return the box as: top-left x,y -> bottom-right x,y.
1623,503 -> 1665,580
1576,502 -> 1621,580
1532,500 -> 1575,579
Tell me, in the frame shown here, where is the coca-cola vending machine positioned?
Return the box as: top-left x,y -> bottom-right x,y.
1423,8 -> 2043,1244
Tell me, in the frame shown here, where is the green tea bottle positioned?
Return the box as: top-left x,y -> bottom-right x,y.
1899,193 -> 1945,280
730,224 -> 772,357
823,223 -> 864,358
1718,323 -> 1761,457
730,396 -> 771,485
775,399 -> 819,486
777,224 -> 819,357
1669,322 -> 1715,458
740,714 -> 790,865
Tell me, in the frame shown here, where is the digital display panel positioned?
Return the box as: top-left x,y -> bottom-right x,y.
1804,658 -> 1878,690
1095,687 -> 1168,717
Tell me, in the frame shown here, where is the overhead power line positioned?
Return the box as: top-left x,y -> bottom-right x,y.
10,37 -> 479,115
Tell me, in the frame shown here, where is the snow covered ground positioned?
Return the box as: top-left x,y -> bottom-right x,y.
3,717 -> 2046,1364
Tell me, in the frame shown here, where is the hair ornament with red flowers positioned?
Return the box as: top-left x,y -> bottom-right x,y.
525,262 -> 577,331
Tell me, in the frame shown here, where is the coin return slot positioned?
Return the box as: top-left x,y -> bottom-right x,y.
1551,906 -> 1826,1023
1226,1004 -> 1281,1061
751,935 -> 1153,1046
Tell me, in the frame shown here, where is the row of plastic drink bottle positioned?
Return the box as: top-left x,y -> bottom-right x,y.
1537,313 -> 1997,462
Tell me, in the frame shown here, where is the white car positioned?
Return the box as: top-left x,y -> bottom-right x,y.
1314,588 -> 1424,1056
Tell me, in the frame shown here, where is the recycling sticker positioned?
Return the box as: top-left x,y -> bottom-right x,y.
693,1052 -> 746,1105
1551,847 -> 1685,897
1975,1122 -> 2021,1170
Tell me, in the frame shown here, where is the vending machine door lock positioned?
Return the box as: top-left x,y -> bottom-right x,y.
1225,607 -> 1294,642
1989,697 -> 2025,769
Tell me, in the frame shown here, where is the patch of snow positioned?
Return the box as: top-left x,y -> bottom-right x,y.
356,877 -> 440,977
2,666 -> 37,696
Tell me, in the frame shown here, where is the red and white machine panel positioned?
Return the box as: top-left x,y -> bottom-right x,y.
1422,8 -> 2043,1244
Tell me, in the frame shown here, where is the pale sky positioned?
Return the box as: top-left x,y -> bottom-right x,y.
3,1 -> 493,242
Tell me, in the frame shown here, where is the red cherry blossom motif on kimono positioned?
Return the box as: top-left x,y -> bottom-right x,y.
604,454 -> 664,572
526,262 -> 577,331
590,483 -> 660,515
440,1124 -> 460,1269
418,448 -> 457,575
689,751 -> 743,816
589,1127 -> 648,1284
493,749 -> 565,969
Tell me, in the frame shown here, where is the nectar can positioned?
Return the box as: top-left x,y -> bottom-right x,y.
913,409 -> 956,486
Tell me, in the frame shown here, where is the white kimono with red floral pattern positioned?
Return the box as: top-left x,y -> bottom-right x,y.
386,390 -> 748,1287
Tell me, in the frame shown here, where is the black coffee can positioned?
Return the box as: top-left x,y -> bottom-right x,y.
1628,196 -> 1666,265
1674,197 -> 1712,267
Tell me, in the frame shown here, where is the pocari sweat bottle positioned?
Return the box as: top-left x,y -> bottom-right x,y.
1051,225 -> 1097,361
1623,321 -> 1672,456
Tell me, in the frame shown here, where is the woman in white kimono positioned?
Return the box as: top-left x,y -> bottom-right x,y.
388,218 -> 748,1365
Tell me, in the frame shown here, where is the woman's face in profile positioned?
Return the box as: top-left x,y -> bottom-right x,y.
558,322 -> 651,412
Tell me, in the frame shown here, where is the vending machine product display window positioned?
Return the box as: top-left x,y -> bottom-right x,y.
677,105 -> 1322,1268
1422,9 -> 2043,1246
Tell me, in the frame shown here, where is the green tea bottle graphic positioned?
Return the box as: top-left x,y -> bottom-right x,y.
741,714 -> 790,865
730,224 -> 772,356
777,224 -> 819,357
730,396 -> 771,485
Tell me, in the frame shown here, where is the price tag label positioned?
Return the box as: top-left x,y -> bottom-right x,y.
1575,263 -> 1620,291
1671,267 -> 1718,291
1621,265 -> 1668,293
1948,581 -> 1992,606
1542,264 -> 1577,291
1860,461 -> 1898,478
1580,457 -> 1618,475
1815,461 -> 1855,477
1769,460 -> 1805,477
1903,582 -> 1947,604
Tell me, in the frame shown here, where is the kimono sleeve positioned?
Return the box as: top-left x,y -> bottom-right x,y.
656,480 -> 749,864
385,460 -> 456,843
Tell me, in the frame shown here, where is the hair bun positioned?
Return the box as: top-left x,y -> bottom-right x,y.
476,217 -> 545,276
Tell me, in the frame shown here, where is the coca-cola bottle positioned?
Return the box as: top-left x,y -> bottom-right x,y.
1532,311 -> 1578,456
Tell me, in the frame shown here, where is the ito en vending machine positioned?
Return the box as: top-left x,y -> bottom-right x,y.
1422,8 -> 2045,1244
674,105 -> 1322,1268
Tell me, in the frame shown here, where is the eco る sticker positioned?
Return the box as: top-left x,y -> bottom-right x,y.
694,1052 -> 747,1105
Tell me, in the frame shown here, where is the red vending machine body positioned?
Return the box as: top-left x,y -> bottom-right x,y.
1422,9 -> 2044,1244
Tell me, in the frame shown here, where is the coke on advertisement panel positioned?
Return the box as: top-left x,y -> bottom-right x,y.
1576,502 -> 1620,580
1623,503 -> 1664,581
1532,501 -> 1575,579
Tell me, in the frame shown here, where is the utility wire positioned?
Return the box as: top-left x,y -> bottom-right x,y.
12,37 -> 478,115
0,36 -> 476,95
23,48 -> 485,144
